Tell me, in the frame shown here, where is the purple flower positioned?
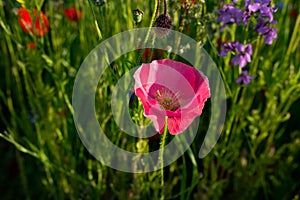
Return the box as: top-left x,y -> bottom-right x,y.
254,0 -> 270,5
264,28 -> 277,44
218,3 -> 243,31
231,54 -> 250,68
236,70 -> 255,85
245,0 -> 277,23
219,41 -> 244,57
255,19 -> 277,44
259,6 -> 275,22
246,0 -> 270,9
248,3 -> 261,12
231,55 -> 247,67
219,41 -> 252,67
244,0 -> 252,9
219,48 -> 229,57
256,20 -> 270,34
242,11 -> 252,25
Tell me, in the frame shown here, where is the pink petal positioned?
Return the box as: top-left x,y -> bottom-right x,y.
146,108 -> 166,133
167,114 -> 195,135
136,87 -> 167,133
135,60 -> 197,105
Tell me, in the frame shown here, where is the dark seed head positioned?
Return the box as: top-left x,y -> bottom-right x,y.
154,14 -> 172,37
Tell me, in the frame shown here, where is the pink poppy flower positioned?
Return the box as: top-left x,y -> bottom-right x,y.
133,59 -> 210,135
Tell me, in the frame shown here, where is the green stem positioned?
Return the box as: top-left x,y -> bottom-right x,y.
159,116 -> 168,200
172,4 -> 186,60
137,0 -> 159,64
156,0 -> 160,17
145,0 -> 159,42
99,5 -> 106,36
251,36 -> 262,74
285,14 -> 300,63
163,0 -> 167,15
16,151 -> 31,200
87,0 -> 103,40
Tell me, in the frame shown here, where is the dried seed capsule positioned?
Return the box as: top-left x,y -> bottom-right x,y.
154,14 -> 172,37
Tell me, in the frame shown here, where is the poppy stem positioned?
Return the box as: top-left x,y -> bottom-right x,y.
163,0 -> 167,15
159,116 -> 168,200
156,0 -> 160,18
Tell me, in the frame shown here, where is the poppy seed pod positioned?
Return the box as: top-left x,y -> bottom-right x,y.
94,0 -> 106,7
132,9 -> 144,25
154,14 -> 172,37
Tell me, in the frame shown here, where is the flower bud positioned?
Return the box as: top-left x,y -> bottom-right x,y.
132,9 -> 144,25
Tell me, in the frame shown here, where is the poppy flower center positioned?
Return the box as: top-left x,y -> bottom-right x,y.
154,88 -> 180,111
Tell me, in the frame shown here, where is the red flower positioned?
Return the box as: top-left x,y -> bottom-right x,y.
289,10 -> 298,18
18,8 -> 49,36
27,42 -> 36,49
64,8 -> 83,22
133,59 -> 210,135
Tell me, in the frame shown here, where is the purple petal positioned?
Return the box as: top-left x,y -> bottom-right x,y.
236,71 -> 255,85
244,53 -> 251,62
231,54 -> 246,67
249,3 -> 260,12
264,28 -> 277,44
254,0 -> 270,4
236,43 -> 245,52
219,49 -> 229,57
239,58 -> 247,68
244,0 -> 252,9
241,70 -> 249,76
246,44 -> 252,55
256,25 -> 270,35
236,76 -> 244,84
243,11 -> 251,25
260,6 -> 274,22
272,7 -> 278,13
